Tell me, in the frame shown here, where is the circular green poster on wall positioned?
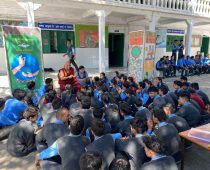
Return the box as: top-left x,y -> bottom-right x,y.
131,47 -> 141,58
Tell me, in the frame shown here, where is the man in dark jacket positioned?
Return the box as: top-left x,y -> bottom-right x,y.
141,135 -> 178,170
7,106 -> 37,157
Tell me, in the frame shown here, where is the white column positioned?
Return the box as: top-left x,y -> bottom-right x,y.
148,13 -> 159,32
95,10 -> 110,73
124,26 -> 129,67
185,20 -> 194,56
18,2 -> 41,27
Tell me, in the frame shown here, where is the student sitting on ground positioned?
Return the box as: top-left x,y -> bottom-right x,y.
141,135 -> 178,170
7,106 -> 38,157
109,154 -> 131,170
80,151 -> 103,170
26,81 -> 38,107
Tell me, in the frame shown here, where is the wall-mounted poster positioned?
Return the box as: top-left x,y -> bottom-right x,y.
128,31 -> 144,82
2,26 -> 44,92
166,35 -> 184,52
80,30 -> 99,48
156,29 -> 167,48
144,31 -> 156,79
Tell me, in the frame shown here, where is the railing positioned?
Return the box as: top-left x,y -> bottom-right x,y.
105,0 -> 210,17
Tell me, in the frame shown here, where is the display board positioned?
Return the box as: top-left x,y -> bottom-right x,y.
2,26 -> 44,92
128,31 -> 144,82
144,31 -> 156,79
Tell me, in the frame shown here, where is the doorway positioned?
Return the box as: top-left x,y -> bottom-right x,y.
109,33 -> 124,67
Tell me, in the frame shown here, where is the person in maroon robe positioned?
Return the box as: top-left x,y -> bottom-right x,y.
58,61 -> 81,92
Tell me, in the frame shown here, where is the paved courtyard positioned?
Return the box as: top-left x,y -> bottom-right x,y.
0,68 -> 210,170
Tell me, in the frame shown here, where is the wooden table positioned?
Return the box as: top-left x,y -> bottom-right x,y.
179,123 -> 210,170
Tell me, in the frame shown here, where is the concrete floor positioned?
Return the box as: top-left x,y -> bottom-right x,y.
0,68 -> 210,170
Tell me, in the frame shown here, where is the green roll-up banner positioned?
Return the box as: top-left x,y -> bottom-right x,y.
2,26 -> 44,92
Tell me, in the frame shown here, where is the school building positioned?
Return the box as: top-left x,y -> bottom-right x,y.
0,0 -> 210,73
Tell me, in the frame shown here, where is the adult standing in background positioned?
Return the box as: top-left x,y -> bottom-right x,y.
178,40 -> 184,60
172,40 -> 178,62
63,39 -> 79,71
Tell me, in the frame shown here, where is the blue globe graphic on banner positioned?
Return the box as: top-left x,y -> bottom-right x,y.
11,54 -> 40,81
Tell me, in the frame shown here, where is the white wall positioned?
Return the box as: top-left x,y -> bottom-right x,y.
0,48 -> 7,73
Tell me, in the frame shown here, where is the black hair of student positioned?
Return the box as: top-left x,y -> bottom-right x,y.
179,91 -> 190,101
79,151 -> 102,170
109,156 -> 131,170
119,102 -> 131,116
187,88 -> 196,94
70,115 -> 84,135
93,108 -> 104,119
120,74 -> 125,78
115,71 -> 119,76
181,55 -> 185,59
153,109 -> 167,122
100,84 -> 108,93
101,93 -> 110,104
94,76 -> 100,82
182,82 -> 189,87
79,65 -> 85,70
158,86 -> 168,95
0,98 -> 5,108
142,135 -> 163,154
163,103 -> 175,113
24,96 -> 34,106
138,82 -> 146,89
134,98 -> 143,107
125,89 -> 133,96
148,86 -> 158,93
52,98 -> 62,110
45,90 -> 55,103
12,89 -> 27,101
23,106 -> 38,120
155,77 -> 162,82
45,78 -> 53,85
77,92 -> 86,102
130,117 -> 148,134
45,84 -> 54,93
190,82 -> 199,90
111,79 -> 117,86
180,76 -> 188,82
56,107 -> 69,119
110,103 -> 119,111
147,81 -> 153,86
100,72 -> 106,77
122,82 -> 130,89
91,118 -> 105,136
66,39 -> 71,42
128,77 -> 134,82
27,81 -> 36,90
173,80 -> 182,87
81,96 -> 91,109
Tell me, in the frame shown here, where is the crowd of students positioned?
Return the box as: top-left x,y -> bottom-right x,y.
156,54 -> 210,78
0,66 -> 210,170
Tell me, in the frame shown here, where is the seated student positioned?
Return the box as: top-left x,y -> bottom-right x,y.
118,82 -> 130,101
147,86 -> 166,110
100,72 -> 110,87
153,77 -> 169,92
115,118 -> 149,170
191,82 -> 210,106
61,85 -> 77,108
158,86 -> 175,108
7,106 -> 37,157
163,103 -> 190,133
173,80 -> 183,96
188,88 -> 206,114
141,135 -> 178,170
38,78 -> 53,101
182,82 -> 190,91
109,155 -> 131,170
152,109 -> 181,162
104,104 -> 121,132
156,58 -> 166,78
169,55 -> 177,77
124,89 -> 138,114
136,82 -> 149,105
37,115 -> 90,170
127,77 -> 138,92
176,92 -> 201,127
74,96 -> 93,133
116,102 -> 134,136
86,109 -> 112,142
86,119 -> 115,170
77,65 -> 88,86
177,55 -> 188,76
80,151 -> 103,170
0,89 -> 28,128
180,76 -> 190,85
26,81 -> 38,107
134,98 -> 151,119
